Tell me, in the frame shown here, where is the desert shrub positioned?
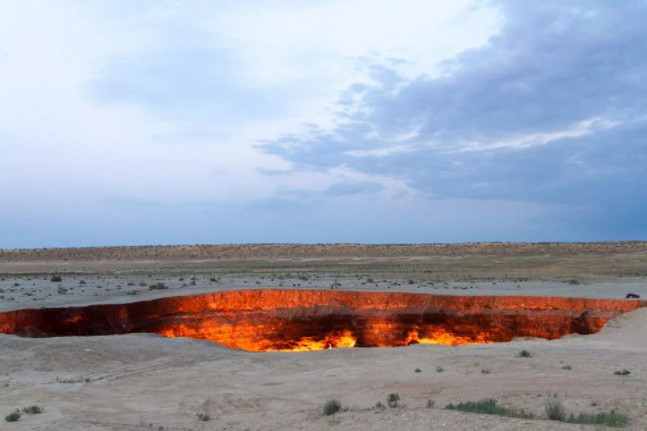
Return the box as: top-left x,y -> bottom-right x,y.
566,410 -> 629,427
436,366 -> 444,372
446,399 -> 510,416
517,350 -> 533,358
196,412 -> 210,421
21,405 -> 44,414
322,399 -> 341,416
561,365 -> 572,370
57,287 -> 68,295
374,401 -> 386,410
148,283 -> 168,290
481,369 -> 491,374
414,368 -> 421,373
387,393 -> 400,408
545,398 -> 566,421
4,410 -> 21,422
614,369 -> 631,376
50,275 -> 62,282
568,278 -> 580,285
426,400 -> 435,408
445,399 -> 533,419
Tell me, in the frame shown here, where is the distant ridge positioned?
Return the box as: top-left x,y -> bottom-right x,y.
2,242 -> 647,262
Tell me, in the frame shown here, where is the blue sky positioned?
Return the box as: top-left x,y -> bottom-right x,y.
1,0 -> 646,248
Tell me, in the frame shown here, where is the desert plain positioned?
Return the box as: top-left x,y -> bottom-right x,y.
1,242 -> 647,430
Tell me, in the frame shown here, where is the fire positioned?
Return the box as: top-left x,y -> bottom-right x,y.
404,329 -> 494,346
157,325 -> 357,352
1,289 -> 644,352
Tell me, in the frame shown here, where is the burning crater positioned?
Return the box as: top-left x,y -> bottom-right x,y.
0,290 -> 644,352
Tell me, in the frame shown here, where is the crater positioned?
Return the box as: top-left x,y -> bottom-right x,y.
0,289 -> 644,352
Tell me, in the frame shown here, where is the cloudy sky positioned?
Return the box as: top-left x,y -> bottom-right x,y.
1,0 -> 646,248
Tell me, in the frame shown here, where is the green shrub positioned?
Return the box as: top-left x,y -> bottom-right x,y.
517,350 -> 533,358
445,399 -> 534,419
414,368 -> 421,373
446,399 -> 510,416
148,283 -> 168,290
426,400 -> 435,408
387,393 -> 400,408
614,369 -> 631,376
196,412 -> 210,421
4,410 -> 21,422
568,278 -> 580,285
374,401 -> 386,410
21,405 -> 44,414
50,275 -> 62,282
566,410 -> 629,427
322,399 -> 341,416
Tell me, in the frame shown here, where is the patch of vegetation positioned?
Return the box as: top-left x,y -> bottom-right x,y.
436,366 -> 444,372
426,400 -> 435,408
614,369 -> 631,376
566,410 -> 629,427
21,405 -> 44,414
445,398 -> 534,419
148,283 -> 169,290
568,278 -> 580,285
545,398 -> 566,421
4,410 -> 21,422
414,368 -> 421,373
545,399 -> 629,427
481,369 -> 491,374
50,275 -> 62,282
387,393 -> 401,408
322,399 -> 342,416
196,412 -> 210,421
374,401 -> 386,410
517,349 -> 533,358
57,287 -> 68,295
561,365 -> 572,370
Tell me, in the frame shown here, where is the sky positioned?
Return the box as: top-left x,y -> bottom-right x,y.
1,0 -> 646,248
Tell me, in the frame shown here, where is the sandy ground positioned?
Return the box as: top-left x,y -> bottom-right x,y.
2,308 -> 647,430
1,244 -> 647,430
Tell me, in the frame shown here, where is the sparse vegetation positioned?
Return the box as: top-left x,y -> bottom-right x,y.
517,349 -> 533,358
426,400 -> 435,408
57,287 -> 68,295
545,398 -> 566,421
414,368 -> 421,373
568,278 -> 580,285
561,365 -> 572,370
387,393 -> 400,408
21,405 -> 44,414
4,410 -> 21,422
481,369 -> 491,374
196,412 -> 210,421
374,401 -> 386,410
436,366 -> 444,372
323,399 -> 342,416
566,410 -> 629,427
614,369 -> 631,376
50,275 -> 62,282
445,398 -> 533,419
149,283 -> 168,290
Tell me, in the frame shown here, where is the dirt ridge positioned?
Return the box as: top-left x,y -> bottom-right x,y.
2,241 -> 647,262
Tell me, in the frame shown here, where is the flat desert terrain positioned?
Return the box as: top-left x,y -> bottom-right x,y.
1,242 -> 647,430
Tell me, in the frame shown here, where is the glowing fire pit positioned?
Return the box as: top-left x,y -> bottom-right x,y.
0,290 -> 644,352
